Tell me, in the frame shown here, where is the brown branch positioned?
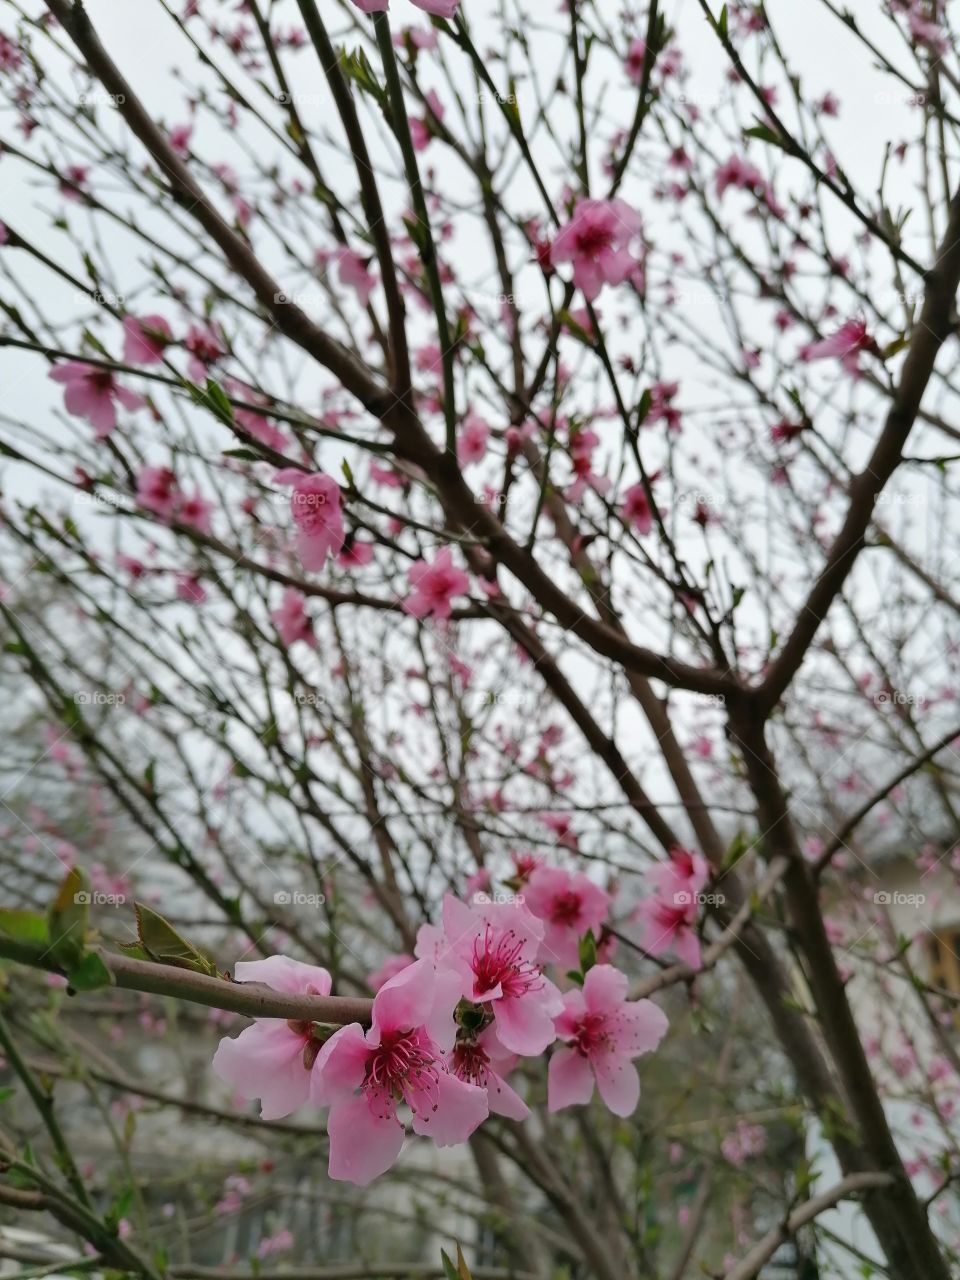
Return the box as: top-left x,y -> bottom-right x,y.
722,1174 -> 894,1280
0,936 -> 372,1024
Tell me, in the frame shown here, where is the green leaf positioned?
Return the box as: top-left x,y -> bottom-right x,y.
131,903 -> 219,977
635,388 -> 653,430
718,4 -> 728,37
66,951 -> 113,992
0,909 -> 49,948
744,122 -> 786,150
47,867 -> 89,968
578,929 -> 598,975
203,378 -> 234,424
223,447 -> 264,462
454,1244 -> 472,1280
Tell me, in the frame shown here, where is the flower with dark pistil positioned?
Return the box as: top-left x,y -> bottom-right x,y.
549,965 -> 668,1116
312,959 -> 487,1185
439,894 -> 563,1056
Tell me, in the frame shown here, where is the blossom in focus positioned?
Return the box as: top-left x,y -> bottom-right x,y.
438,893 -> 563,1055
273,469 -> 345,571
551,198 -> 642,302
311,959 -> 487,1185
212,957 -> 333,1120
49,362 -> 146,438
446,1025 -> 530,1120
548,964 -> 668,1115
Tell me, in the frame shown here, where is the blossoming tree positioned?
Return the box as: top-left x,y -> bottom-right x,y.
1,1 -> 960,1278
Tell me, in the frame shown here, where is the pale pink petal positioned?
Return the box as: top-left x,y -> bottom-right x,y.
327,1094 -> 404,1185
593,1053 -> 641,1117
212,1021 -> 311,1120
582,964 -> 629,1015
487,1068 -> 530,1120
311,1023 -> 369,1105
548,1047 -> 595,1111
234,956 -> 332,995
410,1070 -> 488,1145
494,992 -> 558,1056
613,1000 -> 669,1056
373,959 -> 436,1036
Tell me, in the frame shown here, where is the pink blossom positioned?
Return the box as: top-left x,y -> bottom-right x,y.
622,482 -> 653,534
0,32 -> 22,72
49,362 -> 145,438
271,588 -> 315,648
178,491 -> 214,533
715,156 -> 783,215
136,466 -> 179,519
273,469 -> 345,571
337,539 -> 375,567
311,959 -> 487,1185
625,38 -> 648,84
551,198 -> 642,302
446,1025 -> 530,1120
123,315 -> 172,365
175,572 -> 206,603
168,124 -> 193,157
457,412 -> 489,467
548,965 -> 668,1115
721,1120 -> 767,1165
410,0 -> 461,14
799,318 -> 877,377
0,220 -> 8,245
334,248 -> 376,306
646,846 -> 709,901
634,887 -> 701,969
523,866 -> 610,969
212,957 -> 332,1120
437,894 -> 563,1055
185,324 -> 225,381
235,407 -> 290,453
403,547 -> 470,621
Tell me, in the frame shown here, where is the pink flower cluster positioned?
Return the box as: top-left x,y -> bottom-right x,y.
634,846 -> 709,969
213,876 -> 668,1185
550,198 -> 643,302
